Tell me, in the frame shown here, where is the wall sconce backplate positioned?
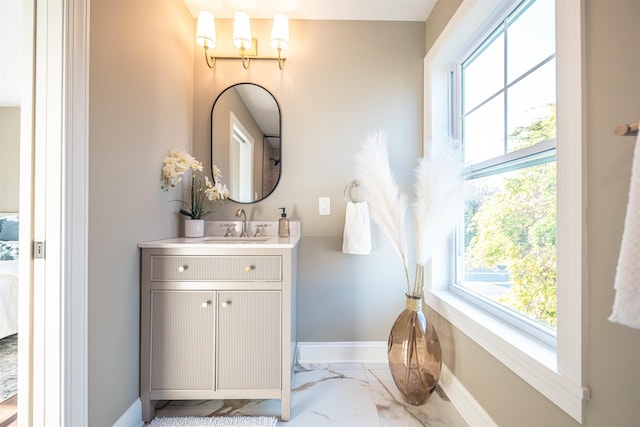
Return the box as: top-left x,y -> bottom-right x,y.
243,38 -> 258,57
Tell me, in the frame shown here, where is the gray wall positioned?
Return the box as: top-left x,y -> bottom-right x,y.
425,0 -> 640,425
0,107 -> 19,212
193,19 -> 426,341
88,0 -> 194,424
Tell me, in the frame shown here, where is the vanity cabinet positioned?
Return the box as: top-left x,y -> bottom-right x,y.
139,245 -> 298,422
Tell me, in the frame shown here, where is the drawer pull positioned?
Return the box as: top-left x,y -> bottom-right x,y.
221,300 -> 232,308
201,301 -> 211,308
178,265 -> 188,273
245,265 -> 254,273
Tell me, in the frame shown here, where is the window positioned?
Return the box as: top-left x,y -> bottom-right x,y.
453,0 -> 557,345
424,0 -> 587,421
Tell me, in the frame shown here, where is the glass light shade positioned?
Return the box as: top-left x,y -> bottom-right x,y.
270,13 -> 289,51
233,11 -> 252,49
196,11 -> 216,48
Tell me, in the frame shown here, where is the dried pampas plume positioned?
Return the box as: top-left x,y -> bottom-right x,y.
414,143 -> 464,266
354,130 -> 412,293
354,131 -> 464,297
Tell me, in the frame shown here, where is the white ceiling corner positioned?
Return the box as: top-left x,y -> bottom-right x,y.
182,0 -> 437,21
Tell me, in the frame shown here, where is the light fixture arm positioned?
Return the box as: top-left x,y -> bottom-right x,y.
277,47 -> 285,70
203,46 -> 216,69
239,47 -> 251,69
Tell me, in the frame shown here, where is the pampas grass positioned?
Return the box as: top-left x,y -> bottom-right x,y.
355,131 -> 464,297
414,143 -> 464,265
355,130 -> 412,294
413,143 -> 464,295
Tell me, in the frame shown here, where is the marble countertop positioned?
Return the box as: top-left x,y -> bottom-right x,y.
139,220 -> 300,249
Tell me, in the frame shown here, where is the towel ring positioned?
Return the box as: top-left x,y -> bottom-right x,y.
344,180 -> 367,203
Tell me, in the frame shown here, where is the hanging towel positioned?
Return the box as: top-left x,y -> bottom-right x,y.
342,201 -> 371,255
610,130 -> 640,329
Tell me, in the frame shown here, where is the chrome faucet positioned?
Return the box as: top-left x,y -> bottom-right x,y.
235,209 -> 248,237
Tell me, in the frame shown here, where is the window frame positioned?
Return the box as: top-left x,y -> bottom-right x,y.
453,0 -> 559,347
423,0 -> 588,422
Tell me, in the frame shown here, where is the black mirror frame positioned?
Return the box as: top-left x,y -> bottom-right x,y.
210,82 -> 282,204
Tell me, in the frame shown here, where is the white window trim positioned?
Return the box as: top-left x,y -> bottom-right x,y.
423,0 -> 588,423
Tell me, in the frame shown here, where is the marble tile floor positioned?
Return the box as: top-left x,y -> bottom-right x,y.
154,364 -> 469,427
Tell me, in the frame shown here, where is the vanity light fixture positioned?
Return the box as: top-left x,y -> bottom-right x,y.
196,11 -> 217,68
232,11 -> 253,69
196,10 -> 289,70
270,13 -> 289,70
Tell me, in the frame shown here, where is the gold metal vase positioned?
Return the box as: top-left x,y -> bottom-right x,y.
387,289 -> 442,405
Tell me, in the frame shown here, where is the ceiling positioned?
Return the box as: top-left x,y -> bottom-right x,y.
182,0 -> 437,21
0,0 -> 436,106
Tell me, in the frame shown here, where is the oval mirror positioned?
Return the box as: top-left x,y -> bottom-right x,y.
211,83 -> 281,203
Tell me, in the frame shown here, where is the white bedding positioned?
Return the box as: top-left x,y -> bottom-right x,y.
0,260 -> 18,339
0,213 -> 18,340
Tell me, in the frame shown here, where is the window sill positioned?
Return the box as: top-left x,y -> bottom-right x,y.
425,288 -> 588,423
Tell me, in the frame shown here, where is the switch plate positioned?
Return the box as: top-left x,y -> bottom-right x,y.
319,197 -> 331,215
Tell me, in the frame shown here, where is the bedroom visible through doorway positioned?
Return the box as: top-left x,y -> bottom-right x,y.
0,62 -> 20,427
0,0 -> 24,425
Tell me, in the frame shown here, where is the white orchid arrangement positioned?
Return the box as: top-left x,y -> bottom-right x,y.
355,131 -> 464,298
161,149 -> 230,219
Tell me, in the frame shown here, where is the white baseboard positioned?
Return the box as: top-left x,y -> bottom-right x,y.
112,398 -> 143,427
296,341 -> 496,426
435,364 -> 497,427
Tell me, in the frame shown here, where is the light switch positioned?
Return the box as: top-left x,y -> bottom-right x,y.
319,197 -> 331,215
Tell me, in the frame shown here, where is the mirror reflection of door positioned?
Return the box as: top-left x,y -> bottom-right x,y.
229,113 -> 254,201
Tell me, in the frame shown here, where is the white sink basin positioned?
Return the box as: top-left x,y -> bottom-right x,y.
203,236 -> 271,243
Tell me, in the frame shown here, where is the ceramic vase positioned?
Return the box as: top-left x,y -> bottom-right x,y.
184,219 -> 205,238
387,292 -> 442,405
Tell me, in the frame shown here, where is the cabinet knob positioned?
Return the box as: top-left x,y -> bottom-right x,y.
178,265 -> 188,273
201,301 -> 210,308
221,300 -> 231,308
245,265 -> 254,273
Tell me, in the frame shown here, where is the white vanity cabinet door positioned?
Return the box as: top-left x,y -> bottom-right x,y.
216,291 -> 282,391
150,290 -> 216,391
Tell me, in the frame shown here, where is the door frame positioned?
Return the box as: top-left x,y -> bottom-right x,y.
18,0 -> 89,425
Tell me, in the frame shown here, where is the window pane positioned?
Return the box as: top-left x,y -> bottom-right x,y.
507,0 -> 555,83
462,95 -> 504,165
507,58 -> 556,152
462,161 -> 557,329
462,30 -> 504,113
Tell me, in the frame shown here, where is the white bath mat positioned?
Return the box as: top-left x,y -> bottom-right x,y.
149,416 -> 277,427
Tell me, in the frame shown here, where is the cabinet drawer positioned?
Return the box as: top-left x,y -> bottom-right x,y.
150,255 -> 282,281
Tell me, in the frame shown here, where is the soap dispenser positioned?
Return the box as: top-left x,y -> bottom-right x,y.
278,207 -> 290,238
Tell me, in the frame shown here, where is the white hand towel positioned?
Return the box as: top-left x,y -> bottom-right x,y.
610,130 -> 640,329
342,201 -> 371,255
